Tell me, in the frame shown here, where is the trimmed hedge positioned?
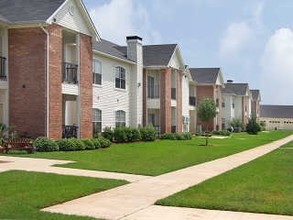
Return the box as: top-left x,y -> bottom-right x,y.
140,125 -> 157,141
102,127 -> 114,141
56,138 -> 86,151
212,130 -> 231,136
113,127 -> 142,143
161,132 -> 192,140
33,137 -> 59,152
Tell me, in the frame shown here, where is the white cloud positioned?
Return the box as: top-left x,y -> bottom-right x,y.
260,28 -> 293,104
219,22 -> 253,57
89,0 -> 161,45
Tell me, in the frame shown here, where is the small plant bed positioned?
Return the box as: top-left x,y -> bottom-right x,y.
14,131 -> 293,176
0,171 -> 127,219
156,141 -> 293,216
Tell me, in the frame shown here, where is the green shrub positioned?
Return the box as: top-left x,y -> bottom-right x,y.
140,125 -> 157,141
130,128 -> 141,141
91,138 -> 101,149
161,132 -> 192,140
96,136 -> 111,148
102,127 -> 114,142
81,139 -> 95,150
246,116 -> 261,135
114,127 -> 127,143
57,138 -> 86,151
212,130 -> 231,136
33,137 -> 59,152
161,133 -> 177,140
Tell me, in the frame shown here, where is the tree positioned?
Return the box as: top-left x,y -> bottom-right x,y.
197,98 -> 217,146
246,115 -> 261,135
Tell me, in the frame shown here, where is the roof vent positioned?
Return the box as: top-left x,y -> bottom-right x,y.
227,80 -> 233,83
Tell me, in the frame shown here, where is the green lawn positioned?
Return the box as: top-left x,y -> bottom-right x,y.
15,130 -> 293,176
156,141 -> 293,216
0,171 -> 127,219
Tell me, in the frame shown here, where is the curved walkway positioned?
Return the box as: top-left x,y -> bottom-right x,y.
1,135 -> 293,220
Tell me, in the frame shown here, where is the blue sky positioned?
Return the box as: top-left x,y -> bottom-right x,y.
83,0 -> 293,105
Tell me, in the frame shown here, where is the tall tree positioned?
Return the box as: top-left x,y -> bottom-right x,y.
197,98 -> 217,146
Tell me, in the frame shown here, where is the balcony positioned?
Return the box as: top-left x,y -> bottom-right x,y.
147,85 -> 160,99
189,96 -> 196,106
0,56 -> 7,81
171,88 -> 176,100
62,125 -> 78,138
63,62 -> 78,84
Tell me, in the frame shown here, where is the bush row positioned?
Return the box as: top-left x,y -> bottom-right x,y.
33,136 -> 111,152
160,132 -> 192,140
102,125 -> 157,143
212,130 -> 231,136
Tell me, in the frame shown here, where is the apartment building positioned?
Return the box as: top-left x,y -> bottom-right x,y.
260,105 -> 293,130
0,0 -> 99,139
222,82 -> 251,129
190,68 -> 225,131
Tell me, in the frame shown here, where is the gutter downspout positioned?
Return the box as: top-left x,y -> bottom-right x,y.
40,25 -> 50,138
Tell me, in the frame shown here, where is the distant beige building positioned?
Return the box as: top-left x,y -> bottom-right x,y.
260,105 -> 293,130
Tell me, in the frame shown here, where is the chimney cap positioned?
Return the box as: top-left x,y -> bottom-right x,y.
126,36 -> 143,41
227,80 -> 233,83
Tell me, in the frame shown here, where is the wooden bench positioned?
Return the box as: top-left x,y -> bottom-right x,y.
3,138 -> 35,154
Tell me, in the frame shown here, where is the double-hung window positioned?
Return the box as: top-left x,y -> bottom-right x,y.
93,109 -> 102,135
115,66 -> 126,89
93,59 -> 102,85
115,110 -> 126,127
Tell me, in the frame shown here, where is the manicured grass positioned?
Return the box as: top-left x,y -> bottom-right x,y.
14,130 -> 293,176
156,141 -> 293,216
0,171 -> 127,219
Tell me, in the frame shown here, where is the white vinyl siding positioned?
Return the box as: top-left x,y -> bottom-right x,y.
92,53 -> 130,130
52,0 -> 92,36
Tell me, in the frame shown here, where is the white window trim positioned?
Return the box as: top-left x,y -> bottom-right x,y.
114,65 -> 127,91
93,59 -> 102,86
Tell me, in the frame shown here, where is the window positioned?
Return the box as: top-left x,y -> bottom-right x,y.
93,60 -> 102,85
216,98 -> 219,107
147,76 -> 155,98
115,66 -> 126,89
116,110 -> 126,127
93,109 -> 102,135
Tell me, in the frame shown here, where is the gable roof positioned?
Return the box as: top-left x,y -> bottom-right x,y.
250,89 -> 260,101
93,39 -> 133,63
223,83 -> 249,96
0,0 -> 65,23
261,105 -> 293,119
189,68 -> 221,84
143,44 -> 177,67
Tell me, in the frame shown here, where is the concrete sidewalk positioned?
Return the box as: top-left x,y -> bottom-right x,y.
0,156 -> 149,182
42,134 -> 293,220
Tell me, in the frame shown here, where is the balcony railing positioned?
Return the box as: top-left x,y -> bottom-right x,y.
171,126 -> 177,133
63,62 -> 78,84
171,88 -> 176,100
62,125 -> 78,138
0,56 -> 7,81
189,96 -> 196,106
147,85 -> 160,99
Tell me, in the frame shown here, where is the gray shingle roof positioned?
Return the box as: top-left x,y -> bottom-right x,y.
261,105 -> 293,118
93,39 -> 131,62
223,83 -> 249,96
0,0 -> 65,23
143,44 -> 177,67
189,68 -> 220,84
250,90 -> 260,101
93,39 -> 178,66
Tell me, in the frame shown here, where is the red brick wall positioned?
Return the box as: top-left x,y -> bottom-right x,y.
79,33 -> 93,138
177,71 -> 182,132
215,85 -> 222,130
9,28 -> 47,137
196,85 -> 214,131
142,69 -> 147,126
160,68 -> 171,133
48,24 -> 63,139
